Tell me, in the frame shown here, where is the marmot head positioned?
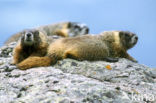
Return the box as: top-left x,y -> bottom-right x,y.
67,22 -> 89,37
20,29 -> 41,47
119,31 -> 138,50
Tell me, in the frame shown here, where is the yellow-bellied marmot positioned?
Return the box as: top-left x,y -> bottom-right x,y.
16,31 -> 138,70
5,22 -> 89,44
12,29 -> 49,65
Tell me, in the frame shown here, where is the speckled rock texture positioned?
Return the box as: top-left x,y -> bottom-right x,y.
0,43 -> 156,103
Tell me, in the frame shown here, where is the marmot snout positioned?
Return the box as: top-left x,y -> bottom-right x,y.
21,30 -> 39,46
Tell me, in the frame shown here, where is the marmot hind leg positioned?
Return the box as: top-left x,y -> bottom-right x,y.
63,49 -> 118,62
63,49 -> 83,60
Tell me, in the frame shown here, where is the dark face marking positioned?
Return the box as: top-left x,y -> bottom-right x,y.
21,29 -> 40,47
67,22 -> 89,37
119,31 -> 138,49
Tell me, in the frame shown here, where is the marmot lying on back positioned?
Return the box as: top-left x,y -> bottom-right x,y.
15,31 -> 138,70
5,22 -> 89,44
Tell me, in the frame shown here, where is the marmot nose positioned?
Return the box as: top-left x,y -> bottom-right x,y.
135,36 -> 138,41
26,33 -> 31,37
85,28 -> 89,34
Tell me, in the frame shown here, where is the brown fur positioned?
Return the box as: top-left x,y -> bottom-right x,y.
5,22 -> 89,44
16,31 -> 138,70
12,30 -> 49,66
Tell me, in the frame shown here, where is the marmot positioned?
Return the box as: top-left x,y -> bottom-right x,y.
12,29 -> 49,65
5,22 -> 89,44
16,31 -> 138,70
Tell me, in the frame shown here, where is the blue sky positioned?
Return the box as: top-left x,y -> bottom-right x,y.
0,0 -> 156,67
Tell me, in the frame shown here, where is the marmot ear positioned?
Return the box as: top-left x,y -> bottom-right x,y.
21,31 -> 25,36
20,32 -> 25,40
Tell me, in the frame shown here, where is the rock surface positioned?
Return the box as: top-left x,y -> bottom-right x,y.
0,43 -> 156,103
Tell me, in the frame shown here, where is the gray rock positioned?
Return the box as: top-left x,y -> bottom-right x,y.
0,42 -> 16,57
0,43 -> 156,103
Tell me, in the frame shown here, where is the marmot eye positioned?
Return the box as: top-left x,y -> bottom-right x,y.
125,33 -> 130,37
